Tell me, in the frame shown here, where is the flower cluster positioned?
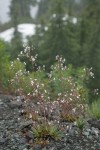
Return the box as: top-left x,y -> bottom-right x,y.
19,45 -> 38,70
9,47 -> 94,144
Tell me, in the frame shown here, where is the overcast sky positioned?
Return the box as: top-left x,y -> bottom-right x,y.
0,0 -> 11,23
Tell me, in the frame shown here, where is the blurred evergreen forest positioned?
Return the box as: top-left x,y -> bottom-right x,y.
0,0 -> 100,101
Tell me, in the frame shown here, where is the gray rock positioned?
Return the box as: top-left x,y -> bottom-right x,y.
0,137 -> 8,144
87,135 -> 93,140
33,144 -> 41,150
9,100 -> 23,108
19,137 -> 26,144
20,120 -> 33,130
0,94 -> 13,101
0,99 -> 3,105
23,148 -> 28,150
83,131 -> 90,137
27,131 -> 34,140
0,94 -> 100,150
88,119 -> 100,130
16,95 -> 25,101
91,127 -> 99,137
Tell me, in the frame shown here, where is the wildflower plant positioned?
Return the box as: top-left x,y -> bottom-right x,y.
48,55 -> 90,121
8,59 -> 27,95
76,117 -> 85,131
19,45 -> 38,71
9,46 -> 95,146
10,50 -> 91,122
32,122 -> 60,142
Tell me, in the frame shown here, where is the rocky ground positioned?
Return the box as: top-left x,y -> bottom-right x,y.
0,94 -> 100,150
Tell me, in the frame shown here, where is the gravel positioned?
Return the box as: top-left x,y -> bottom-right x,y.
0,94 -> 100,150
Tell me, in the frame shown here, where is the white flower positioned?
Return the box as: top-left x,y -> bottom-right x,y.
58,93 -> 61,96
33,93 -> 35,96
52,14 -> 56,18
70,98 -> 72,101
31,56 -> 35,62
29,113 -> 32,119
56,55 -> 59,60
17,58 -> 20,61
35,89 -> 38,93
90,72 -> 94,77
35,111 -> 38,114
24,62 -> 26,65
72,108 -> 76,113
44,90 -> 47,93
20,51 -> 23,55
37,84 -> 39,88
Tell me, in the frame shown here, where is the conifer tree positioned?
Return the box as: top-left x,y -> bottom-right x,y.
36,0 -> 50,22
9,0 -> 37,59
80,0 -> 100,99
9,0 -> 36,24
87,1 -> 100,96
38,0 -> 79,68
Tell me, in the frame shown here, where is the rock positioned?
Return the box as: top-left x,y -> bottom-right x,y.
91,127 -> 99,137
56,141 -> 66,149
0,94 -> 100,150
86,128 -> 91,132
16,95 -> 25,101
33,144 -> 41,150
0,137 -> 8,144
26,131 -> 34,140
23,148 -> 28,150
88,119 -> 100,130
0,99 -> 3,105
9,100 -> 23,108
87,135 -> 93,140
43,147 -> 56,150
83,131 -> 90,137
20,120 -> 33,130
0,94 -> 13,101
66,139 -> 73,144
19,137 -> 26,144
